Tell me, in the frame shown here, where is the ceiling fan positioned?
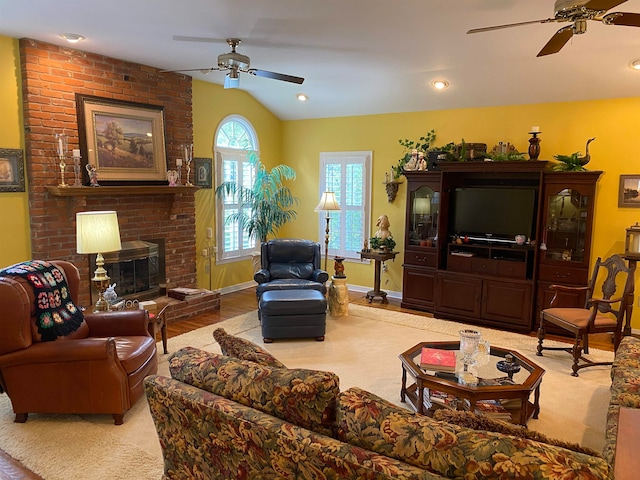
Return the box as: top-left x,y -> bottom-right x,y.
163,38 -> 304,88
468,0 -> 640,57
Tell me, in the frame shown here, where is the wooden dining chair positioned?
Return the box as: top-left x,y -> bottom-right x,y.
536,254 -> 635,376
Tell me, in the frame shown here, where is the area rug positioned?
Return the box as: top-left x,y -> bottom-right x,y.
0,304 -> 614,479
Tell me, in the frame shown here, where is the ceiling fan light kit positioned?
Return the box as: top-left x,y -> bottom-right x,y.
629,59 -> 640,70
468,0 -> 640,57
431,80 -> 449,90
164,37 -> 304,90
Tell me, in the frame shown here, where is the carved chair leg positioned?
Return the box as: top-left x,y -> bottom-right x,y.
571,336 -> 582,377
113,413 -> 124,425
583,332 -> 590,355
14,413 -> 28,423
536,319 -> 546,356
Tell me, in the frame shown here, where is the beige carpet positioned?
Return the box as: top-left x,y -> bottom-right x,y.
0,304 -> 614,479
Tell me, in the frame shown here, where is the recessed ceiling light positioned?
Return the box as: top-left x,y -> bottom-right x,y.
296,93 -> 308,102
431,80 -> 449,90
629,59 -> 640,70
59,33 -> 85,43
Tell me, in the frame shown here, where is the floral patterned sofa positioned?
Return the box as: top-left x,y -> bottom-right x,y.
143,329 -> 610,480
603,335 -> 640,468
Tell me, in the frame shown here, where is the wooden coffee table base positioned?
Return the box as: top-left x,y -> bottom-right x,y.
399,341 -> 545,426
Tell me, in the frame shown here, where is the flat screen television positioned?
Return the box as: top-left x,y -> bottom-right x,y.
451,187 -> 537,242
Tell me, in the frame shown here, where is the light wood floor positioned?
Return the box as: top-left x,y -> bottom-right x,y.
0,287 -> 614,480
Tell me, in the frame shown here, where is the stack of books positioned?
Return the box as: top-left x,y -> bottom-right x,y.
167,287 -> 208,300
420,347 -> 456,373
467,399 -> 512,421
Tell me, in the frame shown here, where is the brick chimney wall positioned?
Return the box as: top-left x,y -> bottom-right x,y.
19,38 -> 197,307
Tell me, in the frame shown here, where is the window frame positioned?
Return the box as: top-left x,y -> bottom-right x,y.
214,115 -> 259,264
318,151 -> 372,262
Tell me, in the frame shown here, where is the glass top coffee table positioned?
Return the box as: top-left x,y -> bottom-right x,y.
399,341 -> 545,426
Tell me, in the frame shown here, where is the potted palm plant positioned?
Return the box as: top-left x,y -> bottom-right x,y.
215,151 -> 298,269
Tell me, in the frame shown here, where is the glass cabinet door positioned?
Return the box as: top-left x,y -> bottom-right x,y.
542,188 -> 590,263
409,186 -> 439,247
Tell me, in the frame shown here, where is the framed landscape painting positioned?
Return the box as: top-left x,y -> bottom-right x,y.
76,94 -> 167,184
0,148 -> 25,192
619,175 -> 640,208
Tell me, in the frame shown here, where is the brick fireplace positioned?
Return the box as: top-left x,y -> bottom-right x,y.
18,38 -> 219,317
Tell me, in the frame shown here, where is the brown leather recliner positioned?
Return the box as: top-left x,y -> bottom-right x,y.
0,260 -> 158,425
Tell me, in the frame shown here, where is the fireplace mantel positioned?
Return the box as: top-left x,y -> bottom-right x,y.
46,185 -> 199,197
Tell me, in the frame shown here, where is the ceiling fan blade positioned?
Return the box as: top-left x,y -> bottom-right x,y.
537,25 -> 574,57
160,67 -> 219,74
585,0 -> 627,11
467,18 -> 555,34
603,11 -> 640,26
172,35 -> 226,44
248,69 -> 305,84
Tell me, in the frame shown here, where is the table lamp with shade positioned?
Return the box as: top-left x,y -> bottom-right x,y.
314,191 -> 341,272
76,210 -> 122,312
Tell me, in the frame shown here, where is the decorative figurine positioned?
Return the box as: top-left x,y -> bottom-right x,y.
167,170 -> 179,186
404,148 -> 418,171
417,152 -> 427,171
86,163 -> 99,187
333,256 -> 346,278
374,214 -> 392,239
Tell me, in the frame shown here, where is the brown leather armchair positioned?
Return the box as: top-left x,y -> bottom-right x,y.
0,260 -> 158,424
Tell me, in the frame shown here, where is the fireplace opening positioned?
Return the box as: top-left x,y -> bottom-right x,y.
90,239 -> 166,303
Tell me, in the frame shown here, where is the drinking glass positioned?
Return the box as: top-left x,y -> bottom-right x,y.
459,329 -> 481,371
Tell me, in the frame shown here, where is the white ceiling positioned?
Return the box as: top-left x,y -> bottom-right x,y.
1,0 -> 639,121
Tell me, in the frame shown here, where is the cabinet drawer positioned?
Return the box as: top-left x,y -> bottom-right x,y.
538,264 -> 588,284
497,260 -> 526,278
471,257 -> 497,275
448,254 -> 471,272
404,251 -> 437,268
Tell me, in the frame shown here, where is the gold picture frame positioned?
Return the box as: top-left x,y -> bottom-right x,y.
619,175 -> 640,208
0,148 -> 25,192
76,94 -> 167,184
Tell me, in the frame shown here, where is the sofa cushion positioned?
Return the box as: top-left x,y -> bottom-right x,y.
169,347 -> 339,436
432,409 -> 602,457
212,327 -> 286,368
336,387 -> 610,480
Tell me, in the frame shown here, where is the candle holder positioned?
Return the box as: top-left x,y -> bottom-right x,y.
72,149 -> 83,186
55,133 -> 69,187
176,161 -> 183,185
181,144 -> 193,186
528,131 -> 541,160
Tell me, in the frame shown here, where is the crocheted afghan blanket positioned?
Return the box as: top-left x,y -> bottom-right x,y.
0,260 -> 84,341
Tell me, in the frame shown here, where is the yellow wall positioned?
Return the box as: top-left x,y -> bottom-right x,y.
192,80 -> 283,291
282,99 -> 640,326
0,36 -> 30,266
3,32 -> 640,327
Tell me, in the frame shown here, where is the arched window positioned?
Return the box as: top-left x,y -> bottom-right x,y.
214,116 -> 259,262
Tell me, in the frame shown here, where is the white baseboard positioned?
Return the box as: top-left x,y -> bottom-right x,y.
218,281 -> 402,300
216,281 -> 256,296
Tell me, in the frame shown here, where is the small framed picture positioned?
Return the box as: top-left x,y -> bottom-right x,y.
0,148 -> 25,192
619,175 -> 640,208
194,157 -> 212,189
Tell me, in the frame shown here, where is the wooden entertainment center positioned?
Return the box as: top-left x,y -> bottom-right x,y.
401,162 -> 602,333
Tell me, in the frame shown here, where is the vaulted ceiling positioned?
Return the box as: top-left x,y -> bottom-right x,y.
2,0 -> 639,120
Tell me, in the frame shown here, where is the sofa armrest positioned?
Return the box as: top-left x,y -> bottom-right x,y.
254,269 -> 271,284
84,310 -> 150,337
311,269 -> 329,284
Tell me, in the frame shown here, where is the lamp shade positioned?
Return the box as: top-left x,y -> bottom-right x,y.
314,191 -> 341,212
413,196 -> 431,215
76,211 -> 122,254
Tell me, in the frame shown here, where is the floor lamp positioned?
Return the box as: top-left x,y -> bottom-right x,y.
314,191 -> 341,272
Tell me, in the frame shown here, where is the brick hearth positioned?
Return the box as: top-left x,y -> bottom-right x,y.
18,38 -> 218,319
